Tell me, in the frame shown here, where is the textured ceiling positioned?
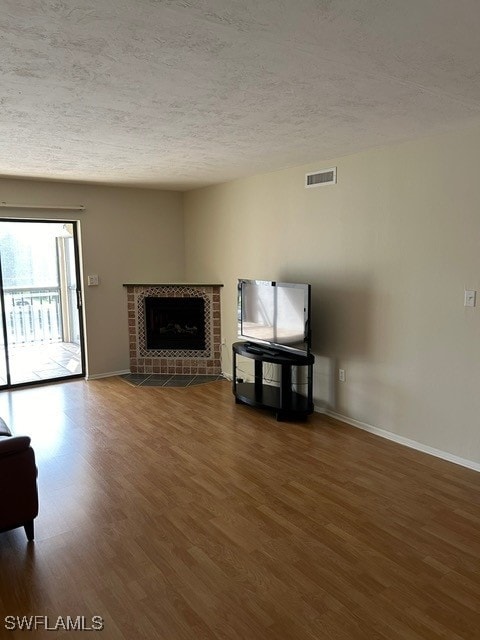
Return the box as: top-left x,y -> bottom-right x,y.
2,0 -> 480,190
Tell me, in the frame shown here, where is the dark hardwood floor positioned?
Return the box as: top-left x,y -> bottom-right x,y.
0,377 -> 479,639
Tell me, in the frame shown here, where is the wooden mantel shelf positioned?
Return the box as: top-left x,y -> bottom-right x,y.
123,283 -> 223,287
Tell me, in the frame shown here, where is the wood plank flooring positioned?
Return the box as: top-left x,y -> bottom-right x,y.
0,377 -> 479,639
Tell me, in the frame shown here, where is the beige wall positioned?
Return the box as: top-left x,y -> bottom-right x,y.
0,178 -> 184,377
183,125 -> 480,466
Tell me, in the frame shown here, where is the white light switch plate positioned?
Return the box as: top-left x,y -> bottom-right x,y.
464,290 -> 476,307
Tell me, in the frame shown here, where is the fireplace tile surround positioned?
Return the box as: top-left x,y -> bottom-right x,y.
124,283 -> 222,376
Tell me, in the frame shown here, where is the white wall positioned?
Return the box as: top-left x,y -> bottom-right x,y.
0,178 -> 184,377
183,125 -> 480,466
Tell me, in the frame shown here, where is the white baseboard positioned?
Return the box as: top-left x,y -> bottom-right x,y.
86,370 -> 130,381
320,407 -> 480,473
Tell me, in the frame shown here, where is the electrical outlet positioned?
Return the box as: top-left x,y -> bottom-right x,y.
339,369 -> 346,382
221,338 -> 226,345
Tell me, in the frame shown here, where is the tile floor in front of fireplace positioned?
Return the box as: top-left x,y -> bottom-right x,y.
120,373 -> 225,387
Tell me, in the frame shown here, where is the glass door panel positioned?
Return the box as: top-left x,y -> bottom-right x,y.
0,261 -> 10,387
0,220 -> 85,386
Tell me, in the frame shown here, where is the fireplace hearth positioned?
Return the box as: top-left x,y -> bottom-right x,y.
124,283 -> 222,375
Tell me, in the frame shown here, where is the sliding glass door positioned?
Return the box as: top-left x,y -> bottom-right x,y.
0,220 -> 85,387
0,260 -> 9,386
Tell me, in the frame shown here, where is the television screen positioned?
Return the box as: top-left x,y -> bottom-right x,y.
238,280 -> 310,354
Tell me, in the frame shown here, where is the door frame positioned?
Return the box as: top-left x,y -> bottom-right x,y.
0,218 -> 86,389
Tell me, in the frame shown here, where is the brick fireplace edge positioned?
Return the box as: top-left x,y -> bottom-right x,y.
124,283 -> 223,376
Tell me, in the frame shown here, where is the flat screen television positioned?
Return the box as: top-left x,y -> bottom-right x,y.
237,279 -> 311,355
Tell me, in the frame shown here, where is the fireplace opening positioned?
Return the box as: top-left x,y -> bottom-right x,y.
145,297 -> 206,350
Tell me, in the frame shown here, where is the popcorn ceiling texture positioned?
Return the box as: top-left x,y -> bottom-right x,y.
127,285 -> 221,375
2,0 -> 480,189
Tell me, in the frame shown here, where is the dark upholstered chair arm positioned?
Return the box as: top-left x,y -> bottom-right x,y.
0,417 -> 38,541
0,436 -> 32,457
0,433 -> 39,539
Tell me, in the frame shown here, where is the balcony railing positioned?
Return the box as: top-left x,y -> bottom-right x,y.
3,287 -> 62,346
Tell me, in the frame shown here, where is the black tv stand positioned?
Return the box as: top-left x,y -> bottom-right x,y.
232,341 -> 315,421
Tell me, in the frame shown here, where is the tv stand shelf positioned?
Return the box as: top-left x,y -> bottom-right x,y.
232,342 -> 315,421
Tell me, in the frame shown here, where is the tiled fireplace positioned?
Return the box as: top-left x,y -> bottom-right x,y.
124,284 -> 222,375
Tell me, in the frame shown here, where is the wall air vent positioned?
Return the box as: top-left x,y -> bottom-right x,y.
305,167 -> 337,188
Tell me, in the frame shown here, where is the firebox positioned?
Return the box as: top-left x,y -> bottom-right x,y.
144,297 -> 206,350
